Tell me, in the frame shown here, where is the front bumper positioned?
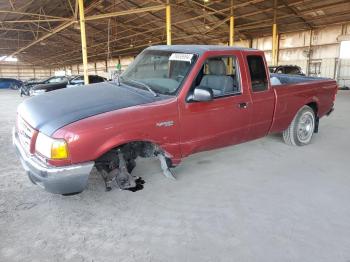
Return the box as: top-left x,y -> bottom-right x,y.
12,127 -> 94,194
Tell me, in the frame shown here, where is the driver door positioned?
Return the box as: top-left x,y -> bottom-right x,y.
179,54 -> 252,156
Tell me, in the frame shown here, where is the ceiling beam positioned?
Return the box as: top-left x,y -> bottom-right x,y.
8,20 -> 75,57
84,5 -> 165,21
0,10 -> 69,19
1,18 -> 71,23
280,0 -> 313,29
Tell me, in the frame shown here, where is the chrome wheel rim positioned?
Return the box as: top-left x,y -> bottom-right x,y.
297,112 -> 314,143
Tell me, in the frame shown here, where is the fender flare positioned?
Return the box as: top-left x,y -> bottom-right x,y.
303,96 -> 320,117
94,133 -> 177,164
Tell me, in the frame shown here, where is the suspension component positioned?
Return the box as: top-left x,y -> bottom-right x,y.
115,150 -> 137,190
95,142 -> 175,192
158,153 -> 176,180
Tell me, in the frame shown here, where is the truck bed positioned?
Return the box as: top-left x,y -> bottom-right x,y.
270,73 -> 329,85
269,74 -> 337,133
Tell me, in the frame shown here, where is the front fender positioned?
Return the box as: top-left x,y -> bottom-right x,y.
53,98 -> 181,166
55,124 -> 182,167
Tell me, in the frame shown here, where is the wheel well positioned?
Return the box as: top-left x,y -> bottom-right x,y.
94,141 -> 155,173
306,102 -> 319,133
96,141 -> 157,163
306,102 -> 318,116
95,141 -> 175,172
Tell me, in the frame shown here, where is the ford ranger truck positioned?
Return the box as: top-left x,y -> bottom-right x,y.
13,45 -> 337,195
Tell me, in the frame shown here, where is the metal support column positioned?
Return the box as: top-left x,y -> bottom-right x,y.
166,0 -> 171,45
229,0 -> 234,46
272,0 -> 278,66
249,38 -> 253,48
272,24 -> 279,65
78,0 -> 89,84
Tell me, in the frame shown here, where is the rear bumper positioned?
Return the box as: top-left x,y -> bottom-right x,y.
12,127 -> 94,194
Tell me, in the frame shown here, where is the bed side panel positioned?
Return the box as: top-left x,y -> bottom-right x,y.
270,80 -> 336,133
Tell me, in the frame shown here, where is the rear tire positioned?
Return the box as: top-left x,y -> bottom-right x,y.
283,105 -> 315,146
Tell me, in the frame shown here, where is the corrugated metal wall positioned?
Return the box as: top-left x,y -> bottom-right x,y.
338,59 -> 350,87
56,56 -> 134,79
252,23 -> 350,87
0,63 -> 52,80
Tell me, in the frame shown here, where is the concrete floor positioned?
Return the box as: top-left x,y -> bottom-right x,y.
0,89 -> 349,262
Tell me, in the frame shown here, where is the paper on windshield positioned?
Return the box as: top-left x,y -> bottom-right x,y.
169,53 -> 194,63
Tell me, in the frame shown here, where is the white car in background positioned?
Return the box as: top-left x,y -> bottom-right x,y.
67,75 -> 106,88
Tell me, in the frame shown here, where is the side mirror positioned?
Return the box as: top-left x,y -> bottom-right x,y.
190,86 -> 214,102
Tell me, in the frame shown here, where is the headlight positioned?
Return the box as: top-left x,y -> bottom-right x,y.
35,132 -> 69,159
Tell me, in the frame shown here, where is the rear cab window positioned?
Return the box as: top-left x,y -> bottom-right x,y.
247,55 -> 269,92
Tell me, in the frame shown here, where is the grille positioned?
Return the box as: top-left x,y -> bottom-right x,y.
17,116 -> 34,154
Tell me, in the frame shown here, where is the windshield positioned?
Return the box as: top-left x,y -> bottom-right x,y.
121,50 -> 197,95
285,67 -> 301,75
71,76 -> 83,83
45,76 -> 67,83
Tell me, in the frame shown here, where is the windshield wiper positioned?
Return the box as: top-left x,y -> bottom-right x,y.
120,76 -> 158,97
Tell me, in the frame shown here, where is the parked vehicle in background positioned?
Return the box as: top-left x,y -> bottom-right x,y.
25,78 -> 41,84
29,76 -> 69,96
269,65 -> 305,76
67,75 -> 106,88
20,76 -> 69,96
0,78 -> 22,90
13,45 -> 337,195
20,78 -> 42,96
24,76 -> 63,88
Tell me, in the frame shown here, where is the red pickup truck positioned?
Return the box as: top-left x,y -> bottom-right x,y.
13,45 -> 337,195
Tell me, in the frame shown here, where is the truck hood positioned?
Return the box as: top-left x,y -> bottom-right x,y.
18,82 -> 160,136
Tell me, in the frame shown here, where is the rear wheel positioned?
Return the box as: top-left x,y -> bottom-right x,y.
283,105 -> 315,146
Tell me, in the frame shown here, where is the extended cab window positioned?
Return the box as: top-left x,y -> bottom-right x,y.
193,56 -> 240,98
247,55 -> 268,92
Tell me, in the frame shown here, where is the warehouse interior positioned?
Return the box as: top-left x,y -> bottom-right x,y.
1,0 -> 350,86
1,0 -> 350,261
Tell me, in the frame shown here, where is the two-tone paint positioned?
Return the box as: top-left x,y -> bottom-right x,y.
13,45 -> 337,194
52,48 -> 336,167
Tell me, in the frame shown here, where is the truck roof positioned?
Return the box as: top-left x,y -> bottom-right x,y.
146,45 -> 257,55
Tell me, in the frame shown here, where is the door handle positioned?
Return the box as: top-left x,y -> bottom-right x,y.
238,102 -> 248,109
